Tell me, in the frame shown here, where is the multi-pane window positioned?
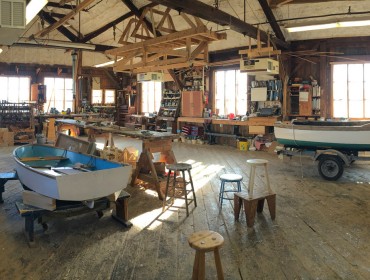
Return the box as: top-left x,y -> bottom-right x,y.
215,70 -> 248,116
92,89 -> 103,104
44,77 -> 73,112
333,63 -> 370,118
104,89 -> 115,104
0,76 -> 30,102
92,89 -> 115,104
141,81 -> 162,113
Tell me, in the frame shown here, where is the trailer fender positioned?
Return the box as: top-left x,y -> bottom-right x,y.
314,149 -> 351,166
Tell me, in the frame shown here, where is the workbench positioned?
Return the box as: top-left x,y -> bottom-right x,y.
178,116 -> 280,138
55,119 -> 179,200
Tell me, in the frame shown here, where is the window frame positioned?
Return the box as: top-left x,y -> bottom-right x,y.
213,68 -> 248,116
44,77 -> 74,113
141,81 -> 162,114
332,63 -> 370,119
0,75 -> 31,103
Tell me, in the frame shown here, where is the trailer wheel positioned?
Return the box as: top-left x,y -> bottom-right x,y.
318,155 -> 344,181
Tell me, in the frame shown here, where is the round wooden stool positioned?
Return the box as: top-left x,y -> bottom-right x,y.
188,230 -> 224,280
219,173 -> 242,208
246,159 -> 271,195
162,163 -> 197,216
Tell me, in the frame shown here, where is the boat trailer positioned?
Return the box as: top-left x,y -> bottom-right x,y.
277,148 -> 370,180
0,172 -> 132,247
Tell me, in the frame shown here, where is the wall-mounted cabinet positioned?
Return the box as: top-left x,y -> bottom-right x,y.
181,91 -> 204,117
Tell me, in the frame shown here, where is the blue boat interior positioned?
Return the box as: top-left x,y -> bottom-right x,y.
15,145 -> 124,170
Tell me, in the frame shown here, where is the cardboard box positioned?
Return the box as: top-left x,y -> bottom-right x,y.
0,128 -> 14,146
249,125 -> 267,135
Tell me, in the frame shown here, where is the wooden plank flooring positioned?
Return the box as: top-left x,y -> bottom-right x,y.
0,141 -> 369,280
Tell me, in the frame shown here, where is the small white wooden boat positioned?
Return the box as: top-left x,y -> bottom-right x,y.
274,120 -> 370,151
13,144 -> 132,201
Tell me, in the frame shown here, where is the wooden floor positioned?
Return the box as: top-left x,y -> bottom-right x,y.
0,140 -> 369,280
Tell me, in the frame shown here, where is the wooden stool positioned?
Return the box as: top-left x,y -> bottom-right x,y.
246,159 -> 272,195
234,190 -> 276,227
162,163 -> 197,216
188,230 -> 224,280
219,174 -> 242,208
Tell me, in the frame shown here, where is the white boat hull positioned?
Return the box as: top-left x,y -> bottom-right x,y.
274,121 -> 370,150
14,145 -> 132,201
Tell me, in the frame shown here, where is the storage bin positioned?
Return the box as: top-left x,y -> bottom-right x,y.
239,141 -> 248,151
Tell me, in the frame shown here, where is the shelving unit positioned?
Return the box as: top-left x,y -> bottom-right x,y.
287,83 -> 321,118
0,102 -> 35,143
116,80 -> 137,126
0,102 -> 35,128
251,79 -> 282,115
157,90 -> 181,133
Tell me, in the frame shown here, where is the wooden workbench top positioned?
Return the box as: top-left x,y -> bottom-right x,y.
178,116 -> 281,126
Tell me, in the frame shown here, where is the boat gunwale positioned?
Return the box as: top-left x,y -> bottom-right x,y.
274,121 -> 370,131
13,144 -> 125,180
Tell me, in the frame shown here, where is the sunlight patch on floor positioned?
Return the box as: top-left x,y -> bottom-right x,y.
130,160 -> 224,231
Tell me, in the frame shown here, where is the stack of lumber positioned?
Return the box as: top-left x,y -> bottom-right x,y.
99,146 -> 138,166
9,125 -> 34,144
0,128 -> 14,146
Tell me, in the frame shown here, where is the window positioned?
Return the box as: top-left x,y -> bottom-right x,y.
214,70 -> 248,116
92,89 -> 103,104
44,77 -> 73,112
0,76 -> 30,103
104,89 -> 115,104
332,63 -> 370,118
141,81 -> 162,113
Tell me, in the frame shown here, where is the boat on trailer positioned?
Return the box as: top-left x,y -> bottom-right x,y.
13,144 -> 132,201
274,120 -> 370,151
274,120 -> 370,180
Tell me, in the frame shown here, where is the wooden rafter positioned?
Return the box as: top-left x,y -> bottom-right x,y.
108,7 -> 225,73
258,0 -> 285,42
107,26 -> 224,56
36,0 -> 95,38
239,29 -> 281,58
268,0 -> 366,8
148,0 -> 289,50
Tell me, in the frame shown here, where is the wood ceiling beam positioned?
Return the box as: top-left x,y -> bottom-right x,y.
130,61 -> 206,73
269,0 -> 366,8
37,0 -> 96,38
121,0 -> 162,37
148,0 -> 289,50
81,11 -> 134,42
46,2 -> 82,10
258,0 -> 285,42
39,10 -> 79,42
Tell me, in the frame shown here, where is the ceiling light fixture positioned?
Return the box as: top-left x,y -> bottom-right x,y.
287,19 -> 370,32
26,0 -> 48,25
94,58 -> 123,68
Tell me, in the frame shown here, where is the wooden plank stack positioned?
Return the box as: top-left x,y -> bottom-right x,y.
0,128 -> 14,146
99,146 -> 138,167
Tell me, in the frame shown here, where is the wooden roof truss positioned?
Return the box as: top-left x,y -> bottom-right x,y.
106,7 -> 226,73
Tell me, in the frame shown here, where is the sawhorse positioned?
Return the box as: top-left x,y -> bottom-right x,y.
0,172 -> 18,203
15,190 -> 132,247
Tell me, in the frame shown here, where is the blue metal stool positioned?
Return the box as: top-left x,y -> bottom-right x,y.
219,174 -> 243,208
